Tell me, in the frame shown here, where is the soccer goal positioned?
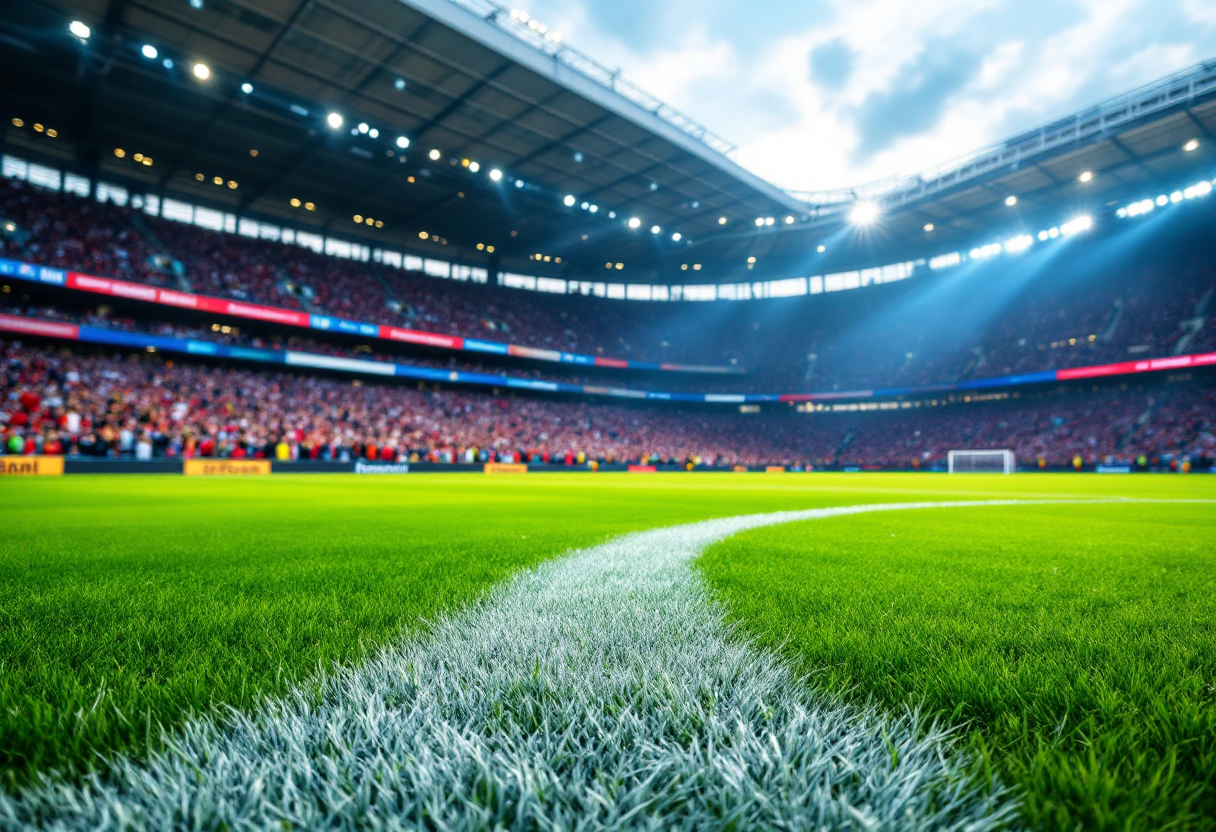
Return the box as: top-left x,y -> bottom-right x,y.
947,449 -> 1016,474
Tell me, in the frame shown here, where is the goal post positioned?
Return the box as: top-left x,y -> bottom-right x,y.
947,449 -> 1016,474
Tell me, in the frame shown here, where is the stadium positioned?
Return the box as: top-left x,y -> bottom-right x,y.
0,0 -> 1213,828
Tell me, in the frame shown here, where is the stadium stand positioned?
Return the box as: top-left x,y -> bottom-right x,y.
3,340 -> 1212,469
2,174 -> 1214,397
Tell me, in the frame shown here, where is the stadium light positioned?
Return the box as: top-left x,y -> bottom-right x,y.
628,217 -> 641,229
396,136 -> 409,149
849,202 -> 879,225
241,82 -> 253,94
1060,215 -> 1093,236
1005,234 -> 1033,253
923,223 -> 934,232
784,216 -> 795,225
428,149 -> 441,160
69,20 -> 91,40
358,123 -> 369,134
369,128 -> 379,139
718,217 -> 727,225
141,44 -> 158,60
589,205 -> 598,213
817,245 -> 826,253
489,168 -> 503,182
671,232 -> 682,242
192,62 -> 211,81
326,112 -> 343,130
163,58 -> 174,69
650,225 -> 661,235
563,195 -> 576,207
1004,195 -> 1018,207
468,161 -> 480,173
754,218 -> 765,227
1079,171 -> 1093,183
1183,139 -> 1199,152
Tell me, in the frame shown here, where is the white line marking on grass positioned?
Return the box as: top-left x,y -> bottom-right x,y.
8,500 -> 1132,830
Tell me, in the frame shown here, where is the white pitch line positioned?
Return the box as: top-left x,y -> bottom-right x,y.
4,500 -> 1078,831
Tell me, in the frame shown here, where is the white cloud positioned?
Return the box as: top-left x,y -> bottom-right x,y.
516,0 -> 1216,192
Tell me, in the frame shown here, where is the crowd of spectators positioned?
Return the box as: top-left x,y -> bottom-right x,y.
2,175 -> 1213,395
3,341 -> 1212,469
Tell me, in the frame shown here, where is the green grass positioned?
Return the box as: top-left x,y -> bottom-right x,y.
0,472 -> 1211,798
701,499 -> 1216,832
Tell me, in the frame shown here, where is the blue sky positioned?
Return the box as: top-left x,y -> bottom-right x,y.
516,0 -> 1216,191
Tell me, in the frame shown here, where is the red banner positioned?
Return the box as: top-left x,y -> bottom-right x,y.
0,314 -> 79,339
380,327 -> 464,349
65,272 -> 311,327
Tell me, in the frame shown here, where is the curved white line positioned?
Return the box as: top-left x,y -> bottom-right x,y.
7,500 -> 1125,830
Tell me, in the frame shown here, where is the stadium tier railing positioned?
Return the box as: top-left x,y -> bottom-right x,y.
0,256 -> 740,376
4,307 -> 1214,407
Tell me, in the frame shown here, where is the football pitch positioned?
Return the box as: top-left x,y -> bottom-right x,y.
0,473 -> 1212,830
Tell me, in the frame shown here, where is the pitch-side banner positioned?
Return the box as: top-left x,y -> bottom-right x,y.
183,460 -> 272,476
484,462 -> 528,474
0,456 -> 65,476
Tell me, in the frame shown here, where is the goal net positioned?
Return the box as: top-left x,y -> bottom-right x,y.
947,449 -> 1015,474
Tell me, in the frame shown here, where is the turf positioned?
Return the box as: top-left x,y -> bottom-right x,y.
700,499 -> 1216,832
0,473 -> 1210,796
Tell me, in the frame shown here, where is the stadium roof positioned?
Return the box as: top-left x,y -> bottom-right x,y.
0,0 -> 801,274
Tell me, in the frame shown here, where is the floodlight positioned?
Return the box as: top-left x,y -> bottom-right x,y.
817,245 -> 826,253
718,217 -> 727,225
394,77 -> 407,91
326,112 -> 344,129
358,123 -> 369,134
489,168 -> 503,182
1079,171 -> 1093,183
141,44 -> 158,59
192,62 -> 211,80
849,202 -> 879,225
163,58 -> 174,69
69,20 -> 91,40
1183,139 -> 1199,152
240,82 -> 253,94
671,232 -> 682,242
628,217 -> 641,229
1156,195 -> 1168,206
754,218 -> 765,227
428,149 -> 441,160
924,223 -> 934,232
1060,215 -> 1093,236
396,136 -> 409,149
784,216 -> 795,224
468,161 -> 480,173
589,205 -> 598,213
1005,195 -> 1018,207
650,225 -> 661,234
369,128 -> 379,139
563,195 -> 576,207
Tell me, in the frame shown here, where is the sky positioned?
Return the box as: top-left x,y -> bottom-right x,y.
515,0 -> 1216,192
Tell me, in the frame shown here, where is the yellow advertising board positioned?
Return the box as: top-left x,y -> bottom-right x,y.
765,466 -> 787,473
484,462 -> 528,474
0,456 -> 65,476
183,459 -> 272,477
